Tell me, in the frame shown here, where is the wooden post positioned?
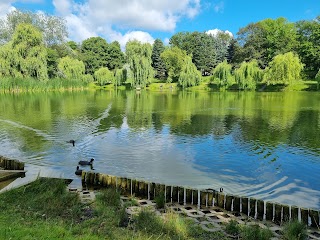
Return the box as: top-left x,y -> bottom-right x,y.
186,188 -> 193,204
241,197 -> 249,215
207,191 -> 214,207
283,205 -> 290,222
274,204 -> 282,225
300,208 -> 308,225
256,200 -> 264,221
291,206 -> 299,221
149,183 -> 155,200
225,195 -> 233,211
217,192 -> 225,209
233,196 -> 241,212
172,186 -> 178,202
165,186 -> 171,203
309,209 -> 319,228
200,190 -> 207,207
249,198 -> 256,218
265,202 -> 273,221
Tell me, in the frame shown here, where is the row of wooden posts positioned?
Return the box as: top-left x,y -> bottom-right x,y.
0,156 -> 25,171
81,171 -> 320,228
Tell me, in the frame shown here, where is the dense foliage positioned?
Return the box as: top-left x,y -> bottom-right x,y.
263,52 -> 304,85
235,60 -> 263,90
125,40 -> 154,88
151,39 -> 166,79
0,9 -> 318,92
0,23 -> 47,80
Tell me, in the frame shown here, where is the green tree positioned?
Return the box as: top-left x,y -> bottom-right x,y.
81,37 -> 109,75
263,52 -> 303,85
67,41 -> 78,51
0,9 -> 67,46
296,16 -> 320,78
170,31 -> 216,74
211,60 -> 234,90
236,18 -> 298,68
210,31 -> 233,65
125,40 -> 154,88
114,68 -> 127,86
0,43 -> 12,77
178,55 -> 202,88
57,56 -> 86,80
235,60 -> 263,90
106,41 -> 125,70
46,47 -> 59,78
151,39 -> 166,79
160,46 -> 187,83
0,23 -> 48,80
94,67 -> 114,86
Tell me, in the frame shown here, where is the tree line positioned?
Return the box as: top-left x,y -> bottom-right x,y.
0,10 -> 319,91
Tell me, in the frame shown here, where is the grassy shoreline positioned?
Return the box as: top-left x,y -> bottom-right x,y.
0,178 -> 310,240
0,77 -> 318,93
0,178 -> 225,239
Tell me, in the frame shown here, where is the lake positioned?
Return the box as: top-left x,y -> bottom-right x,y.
0,90 -> 319,209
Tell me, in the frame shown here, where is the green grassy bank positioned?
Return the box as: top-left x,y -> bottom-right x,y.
0,78 -> 89,93
0,178 -> 224,240
0,178 -> 309,240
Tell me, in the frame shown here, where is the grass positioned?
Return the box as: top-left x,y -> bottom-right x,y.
240,224 -> 274,240
133,209 -> 227,240
282,220 -> 308,240
0,77 -> 89,93
154,192 -> 165,209
225,219 -> 240,236
0,178 -> 226,239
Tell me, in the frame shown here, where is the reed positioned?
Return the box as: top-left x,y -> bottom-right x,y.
0,77 -> 88,92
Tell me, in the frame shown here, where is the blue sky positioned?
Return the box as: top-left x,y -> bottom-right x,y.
2,0 -> 319,48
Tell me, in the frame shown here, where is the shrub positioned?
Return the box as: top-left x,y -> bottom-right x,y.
282,220 -> 307,240
240,224 -> 273,240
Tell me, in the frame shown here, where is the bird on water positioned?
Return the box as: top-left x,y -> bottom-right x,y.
67,140 -> 75,146
75,166 -> 82,175
78,158 -> 94,166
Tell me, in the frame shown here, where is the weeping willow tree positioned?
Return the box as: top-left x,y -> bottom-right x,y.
178,55 -> 202,88
94,67 -> 114,86
57,56 -> 89,81
263,52 -> 304,85
211,60 -> 234,90
125,40 -> 154,88
114,68 -> 127,86
235,60 -> 263,90
0,23 -> 48,80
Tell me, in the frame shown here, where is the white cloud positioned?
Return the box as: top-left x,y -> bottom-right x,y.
206,28 -> 233,38
164,38 -> 170,46
53,0 -> 72,16
51,0 -> 201,47
110,31 -> 154,50
213,1 -> 224,13
2,0 -> 202,49
0,1 -> 15,19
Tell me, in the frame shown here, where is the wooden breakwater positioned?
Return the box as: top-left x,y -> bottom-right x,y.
0,156 -> 25,182
81,171 -> 320,228
0,156 -> 25,170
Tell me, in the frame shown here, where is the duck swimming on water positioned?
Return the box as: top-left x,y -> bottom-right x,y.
75,166 -> 82,175
67,140 -> 75,146
78,158 -> 94,166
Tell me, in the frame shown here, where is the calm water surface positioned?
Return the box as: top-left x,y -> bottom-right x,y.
0,90 -> 319,209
